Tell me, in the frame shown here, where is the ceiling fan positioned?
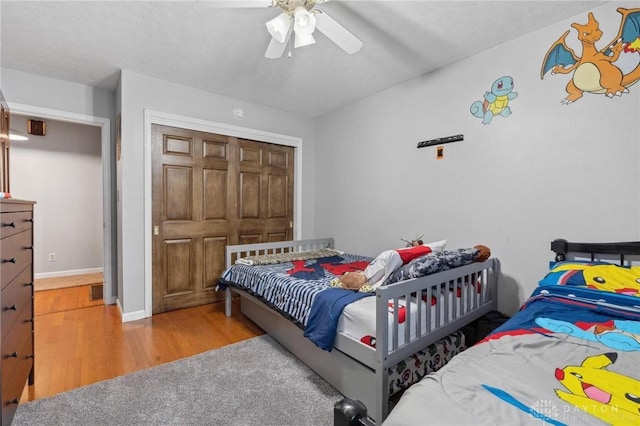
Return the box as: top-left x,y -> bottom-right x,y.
229,0 -> 363,59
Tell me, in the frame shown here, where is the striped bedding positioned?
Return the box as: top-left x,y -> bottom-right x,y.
220,253 -> 371,327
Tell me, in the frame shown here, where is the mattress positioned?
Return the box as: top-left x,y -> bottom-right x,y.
338,281 -> 482,349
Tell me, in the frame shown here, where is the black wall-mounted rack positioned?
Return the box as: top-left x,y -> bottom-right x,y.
417,134 -> 464,149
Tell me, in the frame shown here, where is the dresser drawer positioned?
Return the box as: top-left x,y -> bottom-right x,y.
1,335 -> 33,426
0,211 -> 33,240
0,229 -> 32,289
1,314 -> 33,393
1,265 -> 33,344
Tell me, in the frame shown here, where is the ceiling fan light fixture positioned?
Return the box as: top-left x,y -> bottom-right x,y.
293,6 -> 316,35
294,31 -> 315,48
263,0 -> 362,58
266,12 -> 292,43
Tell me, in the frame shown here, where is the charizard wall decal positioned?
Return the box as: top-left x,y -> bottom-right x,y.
541,7 -> 640,104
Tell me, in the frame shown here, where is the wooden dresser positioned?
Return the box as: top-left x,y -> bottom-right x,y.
0,199 -> 35,425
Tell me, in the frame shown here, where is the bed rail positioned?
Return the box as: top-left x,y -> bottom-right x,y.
225,237 -> 334,267
371,257 -> 498,422
375,258 -> 497,365
551,238 -> 640,264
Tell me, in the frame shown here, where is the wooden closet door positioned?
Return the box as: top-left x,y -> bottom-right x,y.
237,139 -> 294,244
151,125 -> 237,313
151,126 -> 294,314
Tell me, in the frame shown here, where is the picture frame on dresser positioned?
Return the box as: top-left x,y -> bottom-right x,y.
1,199 -> 36,425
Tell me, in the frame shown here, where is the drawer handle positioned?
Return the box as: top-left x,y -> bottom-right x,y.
26,245 -> 34,250
2,258 -> 16,264
26,218 -> 33,223
26,282 -> 34,287
2,221 -> 16,228
8,352 -> 18,358
8,398 -> 19,405
7,304 -> 17,311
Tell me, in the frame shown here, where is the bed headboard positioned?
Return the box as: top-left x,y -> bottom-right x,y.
225,237 -> 335,268
551,239 -> 640,264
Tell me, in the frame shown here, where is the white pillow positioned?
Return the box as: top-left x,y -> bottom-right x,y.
425,239 -> 447,252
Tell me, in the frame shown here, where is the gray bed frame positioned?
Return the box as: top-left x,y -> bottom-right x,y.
223,238 -> 499,423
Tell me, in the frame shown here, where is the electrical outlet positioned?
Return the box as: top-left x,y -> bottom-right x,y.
48,252 -> 56,262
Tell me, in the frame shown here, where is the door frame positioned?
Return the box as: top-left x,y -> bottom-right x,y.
8,102 -> 114,305
143,110 -> 303,318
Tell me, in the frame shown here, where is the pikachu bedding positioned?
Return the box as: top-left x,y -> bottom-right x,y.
384,282 -> 640,425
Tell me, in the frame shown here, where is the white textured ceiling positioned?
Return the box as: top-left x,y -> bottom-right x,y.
1,1 -> 608,117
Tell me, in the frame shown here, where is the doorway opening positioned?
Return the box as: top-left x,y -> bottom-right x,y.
8,102 -> 114,305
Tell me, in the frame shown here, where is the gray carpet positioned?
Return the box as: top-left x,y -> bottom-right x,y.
14,335 -> 343,426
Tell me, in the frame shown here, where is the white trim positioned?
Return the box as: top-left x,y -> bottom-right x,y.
143,110 -> 303,318
117,299 -> 147,322
7,102 -> 116,305
121,309 -> 147,322
35,267 -> 103,280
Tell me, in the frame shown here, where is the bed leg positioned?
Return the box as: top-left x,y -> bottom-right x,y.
334,398 -> 375,426
225,288 -> 232,317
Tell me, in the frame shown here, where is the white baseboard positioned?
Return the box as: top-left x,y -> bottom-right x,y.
117,299 -> 147,323
35,267 -> 104,280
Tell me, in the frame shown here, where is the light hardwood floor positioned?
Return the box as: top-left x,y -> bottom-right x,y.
34,273 -> 103,292
35,284 -> 104,315
21,287 -> 264,402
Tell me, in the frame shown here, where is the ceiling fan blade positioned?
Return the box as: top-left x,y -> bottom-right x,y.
315,11 -> 362,54
265,28 -> 292,59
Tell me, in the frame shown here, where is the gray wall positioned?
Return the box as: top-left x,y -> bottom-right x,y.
118,70 -> 316,319
1,68 -> 115,120
314,4 -> 640,314
10,115 -> 103,276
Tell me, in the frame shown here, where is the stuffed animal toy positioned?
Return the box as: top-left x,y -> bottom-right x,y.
334,271 -> 371,292
401,235 -> 424,247
474,245 -> 491,262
